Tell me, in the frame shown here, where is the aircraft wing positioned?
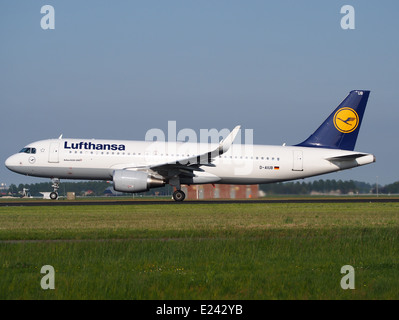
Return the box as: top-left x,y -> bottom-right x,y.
125,125 -> 241,179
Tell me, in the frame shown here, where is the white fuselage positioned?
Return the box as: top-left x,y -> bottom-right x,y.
5,138 -> 375,185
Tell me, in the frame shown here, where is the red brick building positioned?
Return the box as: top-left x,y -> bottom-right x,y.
181,184 -> 259,200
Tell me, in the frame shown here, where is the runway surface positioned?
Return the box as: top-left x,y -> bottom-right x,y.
1,197 -> 398,206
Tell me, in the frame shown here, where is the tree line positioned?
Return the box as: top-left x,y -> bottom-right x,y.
3,181 -> 173,197
1,179 -> 397,198
259,179 -> 375,195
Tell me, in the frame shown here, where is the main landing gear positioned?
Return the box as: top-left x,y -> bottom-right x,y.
173,189 -> 186,202
169,176 -> 185,202
50,178 -> 60,200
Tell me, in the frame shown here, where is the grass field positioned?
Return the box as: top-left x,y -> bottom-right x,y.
0,201 -> 398,299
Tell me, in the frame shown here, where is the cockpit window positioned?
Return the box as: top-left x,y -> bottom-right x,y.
19,147 -> 36,154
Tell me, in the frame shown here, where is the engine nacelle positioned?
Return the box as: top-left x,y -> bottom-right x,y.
113,170 -> 165,193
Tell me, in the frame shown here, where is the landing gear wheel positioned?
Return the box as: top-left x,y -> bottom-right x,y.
173,190 -> 186,202
50,192 -> 58,200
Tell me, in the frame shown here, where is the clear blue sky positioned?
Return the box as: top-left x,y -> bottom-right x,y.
1,1 -> 398,186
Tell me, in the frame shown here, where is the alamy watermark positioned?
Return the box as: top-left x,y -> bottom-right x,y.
39,4 -> 357,30
341,5 -> 355,30
40,265 -> 55,290
39,5 -> 357,32
340,265 -> 355,290
144,121 -> 254,175
40,5 -> 55,30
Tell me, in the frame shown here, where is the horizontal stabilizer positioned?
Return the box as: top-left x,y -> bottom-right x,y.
325,154 -> 368,161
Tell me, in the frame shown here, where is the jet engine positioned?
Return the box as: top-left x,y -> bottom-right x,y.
113,170 -> 165,193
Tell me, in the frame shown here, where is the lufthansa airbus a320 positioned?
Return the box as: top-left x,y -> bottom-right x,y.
5,90 -> 375,201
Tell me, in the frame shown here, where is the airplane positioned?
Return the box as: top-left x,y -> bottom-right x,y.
5,90 -> 375,201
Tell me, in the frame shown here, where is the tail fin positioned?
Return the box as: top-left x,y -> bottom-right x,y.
296,90 -> 370,151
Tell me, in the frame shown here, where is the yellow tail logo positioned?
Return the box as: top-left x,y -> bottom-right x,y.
333,108 -> 359,133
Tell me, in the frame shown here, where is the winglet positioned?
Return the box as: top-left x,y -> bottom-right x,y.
218,125 -> 241,154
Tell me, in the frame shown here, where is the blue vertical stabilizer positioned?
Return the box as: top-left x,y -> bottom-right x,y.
296,90 -> 370,151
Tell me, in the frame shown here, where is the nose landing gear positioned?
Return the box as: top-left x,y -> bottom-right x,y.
50,178 -> 60,200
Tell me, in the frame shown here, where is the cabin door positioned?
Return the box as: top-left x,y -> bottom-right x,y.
292,151 -> 303,171
48,142 -> 60,163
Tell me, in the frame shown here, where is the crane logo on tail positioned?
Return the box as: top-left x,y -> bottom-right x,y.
333,107 -> 359,133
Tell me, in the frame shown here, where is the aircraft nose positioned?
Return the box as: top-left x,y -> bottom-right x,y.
5,156 -> 12,169
5,154 -> 19,171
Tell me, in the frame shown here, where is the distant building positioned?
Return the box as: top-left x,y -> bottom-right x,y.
181,184 -> 259,200
101,184 -> 259,199
0,183 -> 7,196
